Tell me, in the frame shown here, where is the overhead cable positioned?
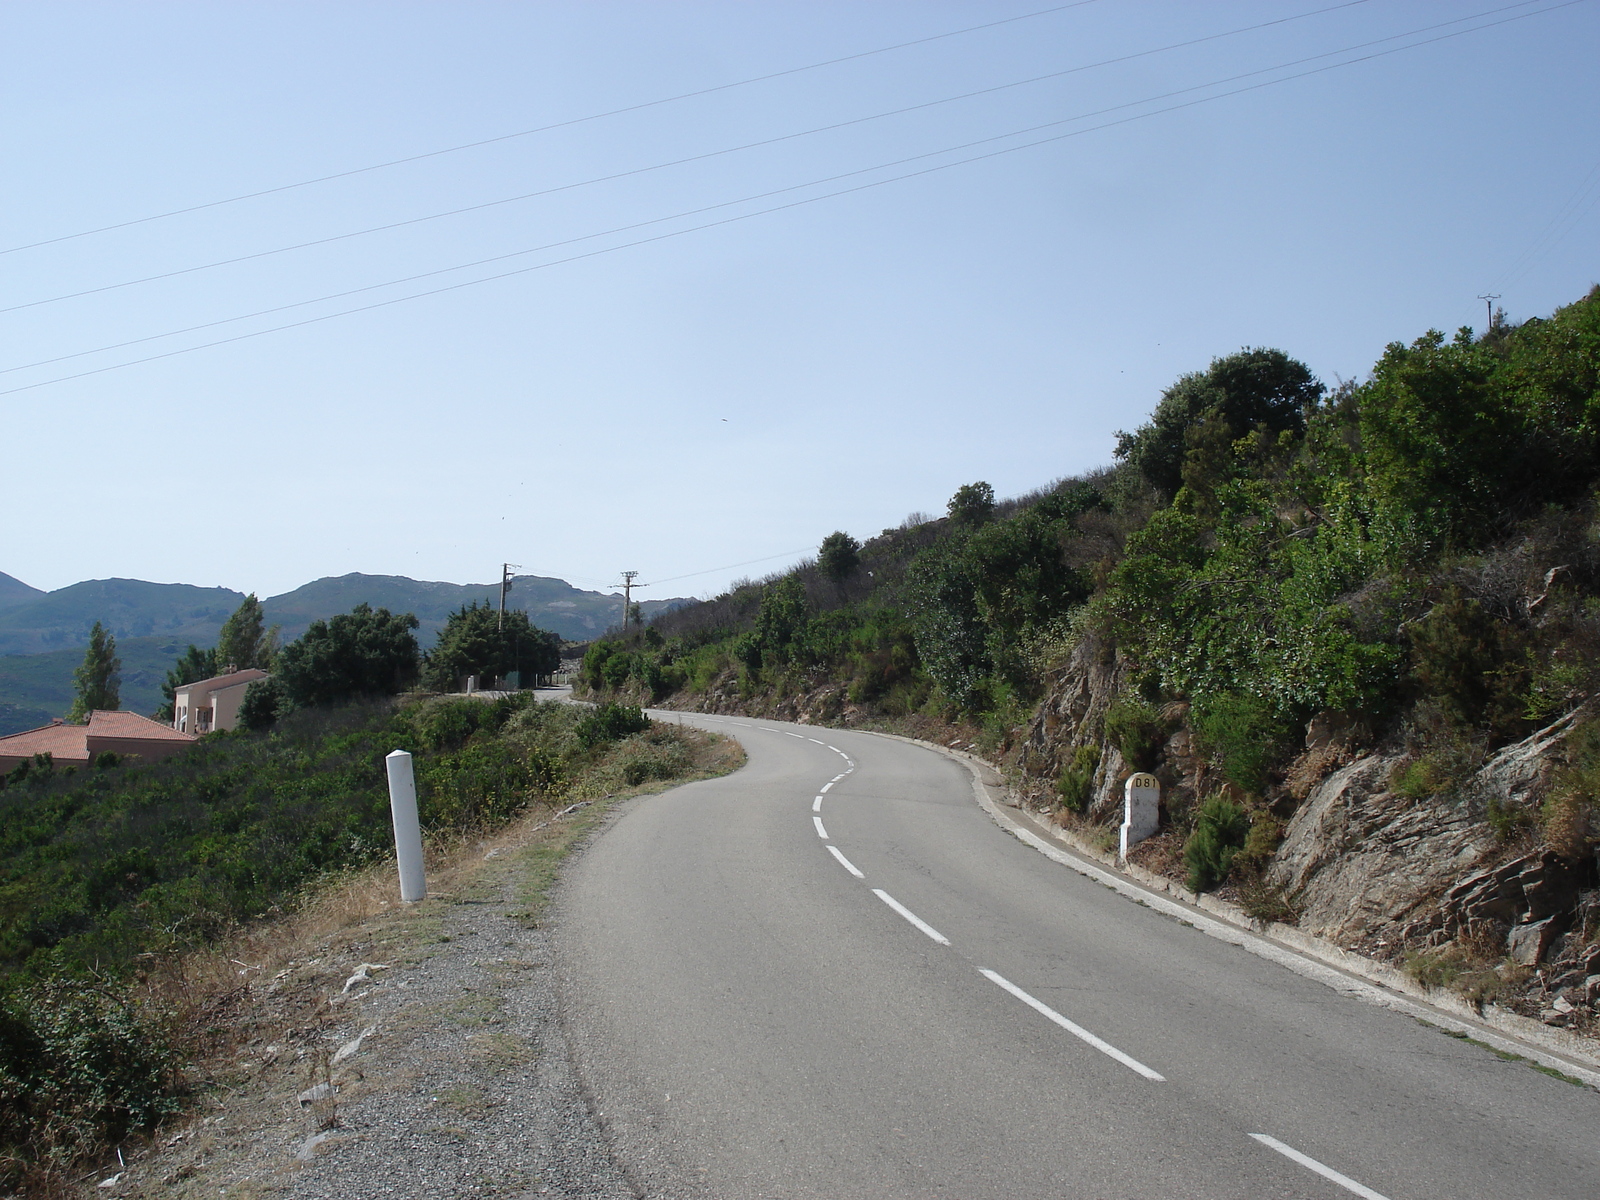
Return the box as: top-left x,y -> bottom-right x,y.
0,2 -> 1101,257
0,0 -> 1378,314
1,0 -> 1579,396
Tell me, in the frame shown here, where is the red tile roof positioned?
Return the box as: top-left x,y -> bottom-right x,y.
86,710 -> 198,744
0,720 -> 90,764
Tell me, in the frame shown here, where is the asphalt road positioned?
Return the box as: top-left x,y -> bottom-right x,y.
555,714 -> 1600,1199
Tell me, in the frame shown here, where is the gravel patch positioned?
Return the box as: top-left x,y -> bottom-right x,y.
105,837 -> 638,1199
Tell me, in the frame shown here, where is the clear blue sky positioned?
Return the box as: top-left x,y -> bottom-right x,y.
4,1 -> 1597,602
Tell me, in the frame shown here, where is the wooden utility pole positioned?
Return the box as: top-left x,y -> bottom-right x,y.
611,571 -> 648,629
499,563 -> 520,630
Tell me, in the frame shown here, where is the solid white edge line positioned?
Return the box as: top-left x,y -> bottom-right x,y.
980,968 -> 1165,1082
941,750 -> 1600,1089
812,796 -> 823,812
871,888 -> 950,946
827,845 -> 864,878
1249,1134 -> 1391,1200
813,815 -> 828,839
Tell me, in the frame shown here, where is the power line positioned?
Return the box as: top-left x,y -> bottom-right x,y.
0,2 -> 1101,258
1,0 -> 1576,396
649,548 -> 822,588
0,0 -> 1377,316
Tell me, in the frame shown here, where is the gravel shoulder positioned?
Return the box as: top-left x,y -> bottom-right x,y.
86,734 -> 743,1200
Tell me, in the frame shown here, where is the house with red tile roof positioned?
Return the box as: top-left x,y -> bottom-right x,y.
0,710 -> 198,773
173,667 -> 269,734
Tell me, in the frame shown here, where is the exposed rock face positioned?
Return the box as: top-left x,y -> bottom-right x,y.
1442,851 -> 1597,963
1017,633 -> 1124,792
1265,754 -> 1492,939
1268,710 -> 1589,942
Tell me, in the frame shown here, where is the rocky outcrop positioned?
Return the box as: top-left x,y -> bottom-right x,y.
1016,632 -> 1124,799
1267,709 -> 1591,944
1267,753 -> 1496,940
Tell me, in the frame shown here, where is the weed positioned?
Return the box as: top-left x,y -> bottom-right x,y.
1182,795 -> 1250,892
1055,746 -> 1100,813
1237,876 -> 1300,925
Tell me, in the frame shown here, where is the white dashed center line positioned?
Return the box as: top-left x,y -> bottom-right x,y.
812,796 -> 823,812
813,815 -> 829,839
872,889 -> 950,946
827,845 -> 864,878
820,782 -> 835,794
1248,1135 -> 1391,1200
979,969 -> 1165,1081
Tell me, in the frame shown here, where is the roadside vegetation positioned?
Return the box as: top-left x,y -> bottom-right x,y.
579,287 -> 1600,913
0,580 -> 714,1190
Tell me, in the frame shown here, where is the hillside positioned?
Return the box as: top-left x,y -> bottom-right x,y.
0,571 -> 691,732
260,572 -> 690,645
580,287 -> 1600,1036
0,572 -> 44,612
0,579 -> 242,657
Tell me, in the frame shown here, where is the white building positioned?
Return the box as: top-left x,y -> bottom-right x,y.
173,667 -> 270,734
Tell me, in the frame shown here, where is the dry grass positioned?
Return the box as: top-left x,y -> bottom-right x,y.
51,725 -> 743,1199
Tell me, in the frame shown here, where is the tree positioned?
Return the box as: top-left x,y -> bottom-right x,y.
215,593 -> 279,672
1115,349 -> 1323,498
238,676 -> 288,730
274,603 -> 420,709
817,532 -> 861,583
69,621 -> 121,721
155,644 -> 217,722
754,575 -> 808,665
422,603 -> 561,692
947,481 -> 996,527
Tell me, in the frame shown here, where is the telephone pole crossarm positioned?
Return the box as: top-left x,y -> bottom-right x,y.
609,571 -> 650,629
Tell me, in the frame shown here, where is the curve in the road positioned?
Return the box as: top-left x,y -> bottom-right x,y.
556,713 -> 1600,1200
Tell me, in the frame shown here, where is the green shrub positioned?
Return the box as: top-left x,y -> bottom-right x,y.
0,977 -> 182,1175
416,741 -> 558,828
1056,745 -> 1101,812
575,703 -> 650,749
1104,697 -> 1166,772
1233,810 -> 1285,875
1182,795 -> 1250,892
1191,692 -> 1285,795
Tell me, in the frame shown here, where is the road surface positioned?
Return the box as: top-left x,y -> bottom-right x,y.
556,714 -> 1600,1198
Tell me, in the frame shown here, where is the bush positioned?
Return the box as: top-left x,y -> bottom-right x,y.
0,977 -> 182,1176
1056,745 -> 1101,812
1182,795 -> 1250,892
575,703 -> 650,749
1191,692 -> 1286,795
1104,697 -> 1166,773
238,676 -> 287,730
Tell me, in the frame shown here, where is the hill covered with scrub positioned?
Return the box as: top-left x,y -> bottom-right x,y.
582,285 -> 1600,1034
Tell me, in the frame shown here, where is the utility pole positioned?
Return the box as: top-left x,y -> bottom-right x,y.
499,563 -> 521,630
610,570 -> 649,630
1479,293 -> 1502,332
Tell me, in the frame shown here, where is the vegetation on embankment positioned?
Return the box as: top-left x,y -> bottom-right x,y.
579,287 -> 1600,959
0,691 -> 722,1190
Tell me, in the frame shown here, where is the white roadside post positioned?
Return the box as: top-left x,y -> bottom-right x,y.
385,749 -> 427,902
1118,773 -> 1161,862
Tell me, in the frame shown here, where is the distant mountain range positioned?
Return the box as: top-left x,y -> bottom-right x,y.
0,570 -> 690,734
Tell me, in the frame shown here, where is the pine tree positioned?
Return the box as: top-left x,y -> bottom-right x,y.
215,593 -> 278,672
69,621 -> 121,721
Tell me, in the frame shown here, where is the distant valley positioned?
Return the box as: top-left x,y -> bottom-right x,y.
0,570 -> 690,733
